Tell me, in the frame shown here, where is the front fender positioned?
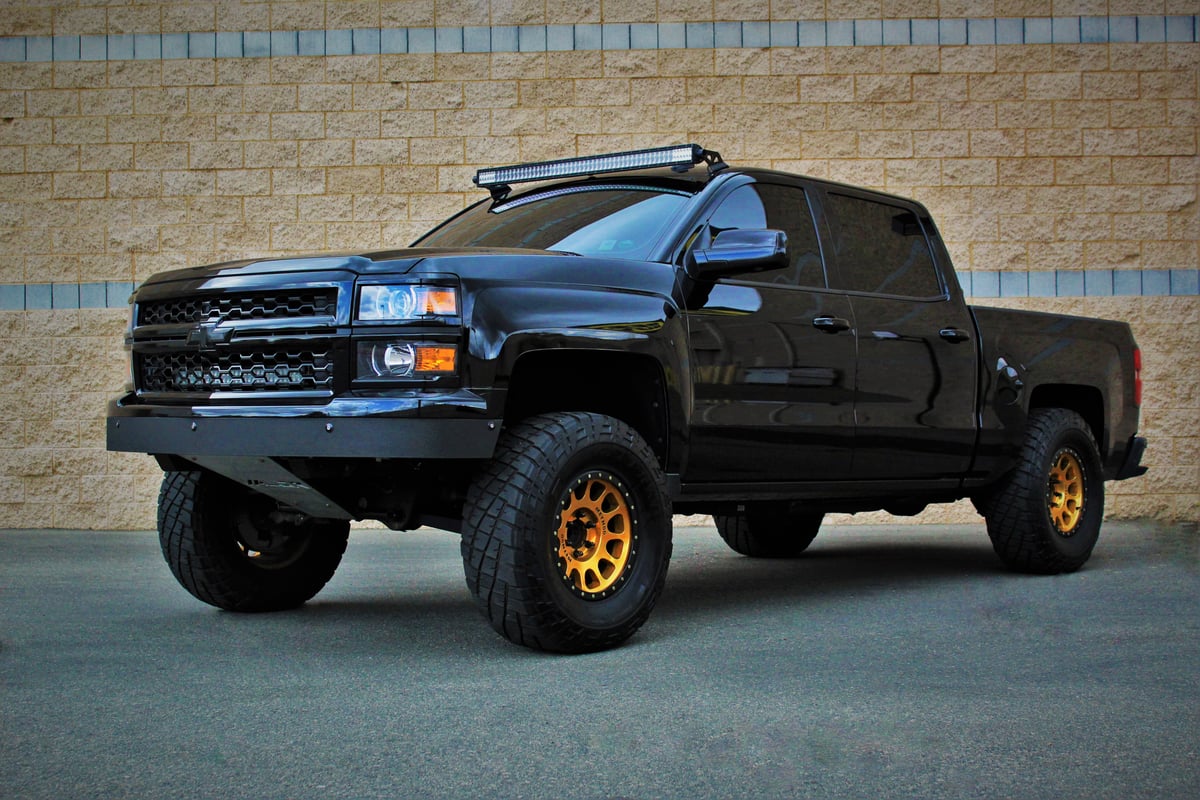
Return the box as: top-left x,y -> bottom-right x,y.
466,284 -> 692,471
468,284 -> 686,371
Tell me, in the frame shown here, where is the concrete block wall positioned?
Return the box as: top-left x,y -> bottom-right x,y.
0,2 -> 1195,529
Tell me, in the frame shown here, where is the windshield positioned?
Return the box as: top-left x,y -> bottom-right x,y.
415,185 -> 694,262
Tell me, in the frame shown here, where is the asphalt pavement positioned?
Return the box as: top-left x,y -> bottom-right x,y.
2,520 -> 1197,800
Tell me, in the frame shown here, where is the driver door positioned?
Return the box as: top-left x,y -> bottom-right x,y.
682,181 -> 857,483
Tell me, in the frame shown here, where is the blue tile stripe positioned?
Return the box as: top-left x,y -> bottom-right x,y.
0,282 -> 133,311
0,16 -> 1195,61
0,271 -> 1194,311
956,269 -> 1198,299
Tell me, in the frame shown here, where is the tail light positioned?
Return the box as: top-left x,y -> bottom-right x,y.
1133,347 -> 1142,407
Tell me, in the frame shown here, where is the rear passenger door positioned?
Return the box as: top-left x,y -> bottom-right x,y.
682,180 -> 857,483
818,189 -> 978,481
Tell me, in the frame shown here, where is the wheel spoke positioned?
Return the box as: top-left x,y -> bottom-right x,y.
554,474 -> 635,597
1047,449 -> 1085,534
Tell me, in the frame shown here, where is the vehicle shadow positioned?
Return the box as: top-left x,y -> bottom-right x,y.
251,532 -> 1008,656
151,524 -> 1177,657
158,591 -> 520,659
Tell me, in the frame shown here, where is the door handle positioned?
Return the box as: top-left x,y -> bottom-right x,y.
939,327 -> 970,343
812,316 -> 851,334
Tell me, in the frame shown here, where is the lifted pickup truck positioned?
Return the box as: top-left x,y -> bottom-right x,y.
108,145 -> 1147,652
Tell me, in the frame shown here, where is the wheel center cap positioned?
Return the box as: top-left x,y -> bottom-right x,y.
564,512 -> 596,553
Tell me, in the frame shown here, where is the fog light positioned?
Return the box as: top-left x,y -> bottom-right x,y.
374,343 -> 415,377
359,342 -> 457,379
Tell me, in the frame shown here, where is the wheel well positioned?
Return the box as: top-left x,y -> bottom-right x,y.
504,350 -> 670,467
1028,383 -> 1104,453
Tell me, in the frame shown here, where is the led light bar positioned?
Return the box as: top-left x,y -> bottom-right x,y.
473,144 -> 722,197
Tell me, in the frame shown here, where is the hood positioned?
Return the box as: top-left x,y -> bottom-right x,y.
135,247 -> 679,299
136,247 -> 569,287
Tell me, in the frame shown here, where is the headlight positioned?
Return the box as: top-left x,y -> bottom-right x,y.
357,285 -> 458,321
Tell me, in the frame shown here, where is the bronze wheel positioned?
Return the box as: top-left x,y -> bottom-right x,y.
1047,448 -> 1085,535
231,493 -> 314,569
554,473 -> 636,598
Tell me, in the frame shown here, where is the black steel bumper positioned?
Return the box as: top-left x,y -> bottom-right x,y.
107,395 -> 501,460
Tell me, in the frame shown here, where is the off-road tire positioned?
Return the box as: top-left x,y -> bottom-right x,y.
461,412 -> 672,653
715,504 -> 823,558
158,470 -> 350,611
974,408 -> 1104,574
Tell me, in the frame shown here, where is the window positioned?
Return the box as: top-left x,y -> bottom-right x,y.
704,183 -> 825,288
824,193 -> 942,298
415,185 -> 692,263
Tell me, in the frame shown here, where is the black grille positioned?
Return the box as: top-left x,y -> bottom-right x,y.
138,350 -> 334,393
137,291 -> 337,327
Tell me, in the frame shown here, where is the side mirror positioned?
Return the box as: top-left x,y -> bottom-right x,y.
689,229 -> 788,280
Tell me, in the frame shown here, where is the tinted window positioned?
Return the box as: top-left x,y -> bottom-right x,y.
825,193 -> 942,297
415,186 -> 691,262
704,183 -> 825,288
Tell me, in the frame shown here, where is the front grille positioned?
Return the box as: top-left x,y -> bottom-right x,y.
138,349 -> 334,393
138,290 -> 337,327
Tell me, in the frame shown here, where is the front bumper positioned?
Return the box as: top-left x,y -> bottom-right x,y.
107,393 -> 502,460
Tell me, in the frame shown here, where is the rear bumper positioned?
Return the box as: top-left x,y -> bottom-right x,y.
1112,435 -> 1148,481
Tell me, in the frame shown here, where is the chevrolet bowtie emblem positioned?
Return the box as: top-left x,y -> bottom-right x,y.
186,324 -> 232,351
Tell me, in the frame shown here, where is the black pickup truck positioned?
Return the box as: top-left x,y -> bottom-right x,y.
108,145 -> 1146,652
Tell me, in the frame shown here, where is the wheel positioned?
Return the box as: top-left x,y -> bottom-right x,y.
461,412 -> 672,653
974,408 -> 1104,574
714,503 -> 823,558
157,470 -> 350,611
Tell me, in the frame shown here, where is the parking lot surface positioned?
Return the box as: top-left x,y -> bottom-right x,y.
2,521 -> 1197,799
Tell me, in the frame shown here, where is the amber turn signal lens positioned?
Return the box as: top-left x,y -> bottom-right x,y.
419,289 -> 458,316
414,345 -> 456,374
